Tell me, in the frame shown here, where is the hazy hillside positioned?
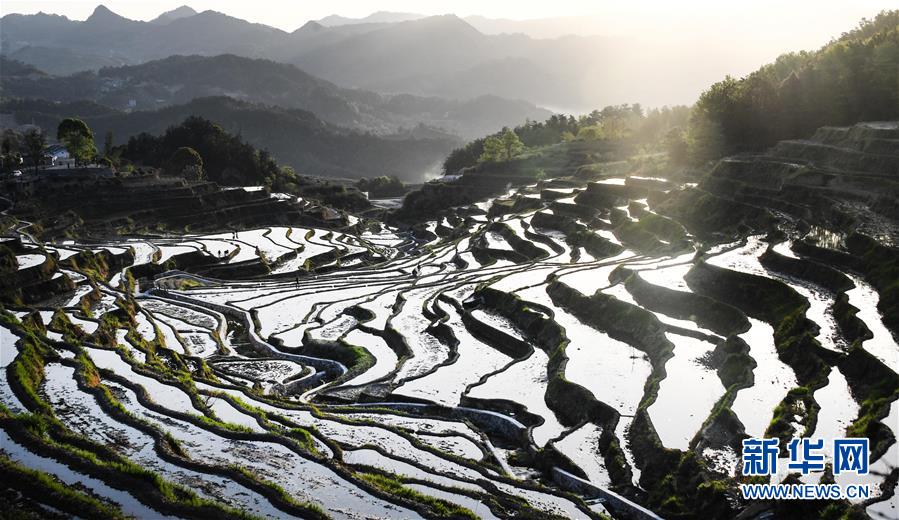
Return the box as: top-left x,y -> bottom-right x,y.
0,4 -> 804,109
2,96 -> 459,181
689,10 -> 899,157
0,54 -> 550,138
0,6 -> 286,68
149,5 -> 197,24
279,15 -> 595,105
318,11 -> 424,26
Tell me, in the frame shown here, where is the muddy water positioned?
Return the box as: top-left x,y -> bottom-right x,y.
467,346 -> 565,447
340,329 -> 398,387
552,301 -> 651,416
731,319 -> 797,438
390,287 -> 452,383
866,399 -> 898,517
1,425 -> 179,518
407,484 -> 500,520
108,381 -> 420,520
40,364 -> 283,517
649,334 -> 724,450
552,423 -> 612,486
0,324 -> 27,414
394,301 -> 510,406
846,274 -> 899,374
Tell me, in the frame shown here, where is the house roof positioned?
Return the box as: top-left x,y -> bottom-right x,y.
45,144 -> 69,156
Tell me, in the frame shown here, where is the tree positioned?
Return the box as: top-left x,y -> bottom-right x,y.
1,130 -> 22,173
56,118 -> 90,142
577,125 -> 604,140
166,146 -> 205,180
122,116 -> 279,185
687,10 -> 898,160
664,127 -> 689,166
23,129 -> 46,173
57,117 -> 97,166
687,116 -> 726,165
1,129 -> 19,155
499,128 -> 524,161
103,130 -> 114,158
443,137 -> 485,174
480,128 -> 524,163
478,135 -> 504,163
356,175 -> 406,197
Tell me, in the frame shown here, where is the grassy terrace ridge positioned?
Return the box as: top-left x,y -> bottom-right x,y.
7,265 -> 594,520
2,305 -> 555,520
0,314 -> 269,520
0,454 -> 128,520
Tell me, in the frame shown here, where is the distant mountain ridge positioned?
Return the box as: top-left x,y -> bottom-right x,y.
150,5 -> 197,25
318,11 -> 425,26
3,4 -> 853,114
1,5 -> 287,74
318,12 -> 608,38
0,54 -> 550,138
0,4 -> 723,108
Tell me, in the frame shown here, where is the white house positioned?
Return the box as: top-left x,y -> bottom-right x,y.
44,144 -> 70,165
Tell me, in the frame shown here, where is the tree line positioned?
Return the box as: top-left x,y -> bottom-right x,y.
119,116 -> 280,184
688,10 -> 897,159
444,10 -> 897,173
442,105 -> 690,173
354,176 -> 407,198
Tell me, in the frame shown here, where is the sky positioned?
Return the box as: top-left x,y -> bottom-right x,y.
2,0 -> 894,43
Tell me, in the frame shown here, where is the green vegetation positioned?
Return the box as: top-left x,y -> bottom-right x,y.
0,315 -> 260,520
227,467 -> 327,519
359,472 -> 479,519
173,278 -> 203,290
0,245 -> 17,274
57,117 -> 97,166
0,455 -> 128,520
121,116 -> 279,185
655,188 -> 776,239
355,175 -> 407,198
441,10 -> 897,174
479,128 -> 524,163
23,128 -> 47,173
166,146 -> 205,181
3,95 -> 458,182
840,345 -> 899,459
621,270 -> 750,336
1,129 -> 25,173
845,233 -> 899,336
443,105 -> 689,174
1,11 -> 896,520
689,10 -> 898,158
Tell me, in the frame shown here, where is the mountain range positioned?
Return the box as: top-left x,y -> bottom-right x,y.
318,11 -> 424,27
316,11 -> 611,39
0,54 -> 550,138
0,4 -> 750,109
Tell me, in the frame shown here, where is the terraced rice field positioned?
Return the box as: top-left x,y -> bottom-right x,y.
2,167 -> 897,519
